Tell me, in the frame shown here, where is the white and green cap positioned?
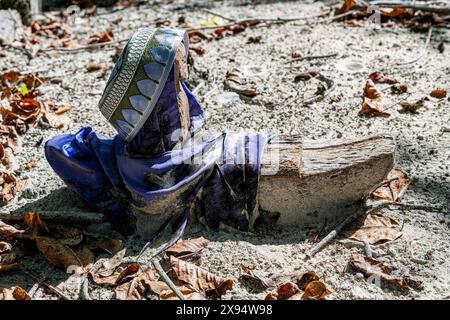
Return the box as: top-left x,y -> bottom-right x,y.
98,27 -> 189,141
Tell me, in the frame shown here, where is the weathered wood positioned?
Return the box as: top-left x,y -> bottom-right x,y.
0,210 -> 105,224
258,135 -> 395,227
174,42 -> 191,145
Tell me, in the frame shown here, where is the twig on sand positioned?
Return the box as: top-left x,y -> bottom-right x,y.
306,200 -> 394,259
0,210 -> 105,224
368,1 -> 450,15
81,275 -> 91,300
187,9 -> 352,31
390,202 -> 444,213
151,258 -> 186,301
24,269 -> 71,300
41,39 -> 128,53
291,52 -> 338,62
396,28 -> 433,65
202,9 -> 236,22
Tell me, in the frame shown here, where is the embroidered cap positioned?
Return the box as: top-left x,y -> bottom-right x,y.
98,27 -> 189,141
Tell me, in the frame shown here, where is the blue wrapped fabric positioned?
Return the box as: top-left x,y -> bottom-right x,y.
45,27 -> 272,239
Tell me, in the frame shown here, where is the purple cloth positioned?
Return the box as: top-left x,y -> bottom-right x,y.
45,66 -> 271,234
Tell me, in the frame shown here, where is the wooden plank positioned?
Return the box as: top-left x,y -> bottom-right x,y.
258,135 -> 395,227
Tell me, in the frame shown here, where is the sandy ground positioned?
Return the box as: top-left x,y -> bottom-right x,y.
0,0 -> 449,300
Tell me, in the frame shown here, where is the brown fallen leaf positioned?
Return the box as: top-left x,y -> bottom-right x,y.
270,271 -> 319,290
225,68 -> 259,97
91,262 -> 140,287
347,213 -> 403,245
349,253 -> 422,291
336,0 -> 357,14
265,282 -> 299,300
0,286 -> 31,300
0,241 -> 12,254
0,219 -> 24,239
372,169 -> 411,201
87,237 -> 123,254
88,31 -> 113,44
170,256 -> 233,297
0,172 -> 28,205
86,63 -> 103,72
153,283 -> 204,300
361,80 -> 391,117
24,159 -> 38,170
294,72 -> 320,82
0,124 -> 21,154
369,71 -> 398,84
391,83 -> 408,94
116,262 -> 140,284
302,280 -> 332,300
95,248 -> 126,277
165,236 -> 209,257
115,268 -> 203,300
380,7 -> 408,18
35,236 -> 87,271
24,211 -> 48,236
115,267 -> 157,300
239,263 -> 272,290
41,101 -> 71,129
399,97 -> 428,113
430,89 -> 447,99
0,252 -> 20,273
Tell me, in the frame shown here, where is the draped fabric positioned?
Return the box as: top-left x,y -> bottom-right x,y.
45,63 -> 272,236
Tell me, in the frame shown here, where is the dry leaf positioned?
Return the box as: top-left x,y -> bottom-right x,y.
35,236 -> 85,271
391,83 -> 408,94
361,80 -> 391,117
399,97 -> 428,113
349,253 -> 422,291
41,102 -> 71,129
88,31 -> 113,44
270,271 -> 319,290
380,7 -> 408,18
372,169 -> 411,201
336,0 -> 357,14
0,172 -> 28,204
165,237 -> 209,257
24,159 -> 38,170
91,262 -> 140,287
0,253 -> 20,273
95,248 -> 126,277
170,256 -> 233,297
368,71 -> 398,84
430,89 -> 447,99
86,63 -> 103,72
24,211 -> 48,235
87,237 -> 123,254
0,219 -> 24,239
115,268 -> 158,300
239,263 -> 272,290
0,241 -> 12,254
0,287 -> 31,300
265,282 -> 299,300
116,262 -> 140,284
148,281 -> 204,300
347,213 -> 403,245
225,68 -> 259,97
302,280 -> 332,300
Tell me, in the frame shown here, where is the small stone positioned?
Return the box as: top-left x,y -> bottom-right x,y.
355,272 -> 365,280
216,92 -> 241,104
388,248 -> 397,257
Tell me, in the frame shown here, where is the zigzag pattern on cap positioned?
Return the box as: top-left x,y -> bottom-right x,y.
98,27 -> 189,141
